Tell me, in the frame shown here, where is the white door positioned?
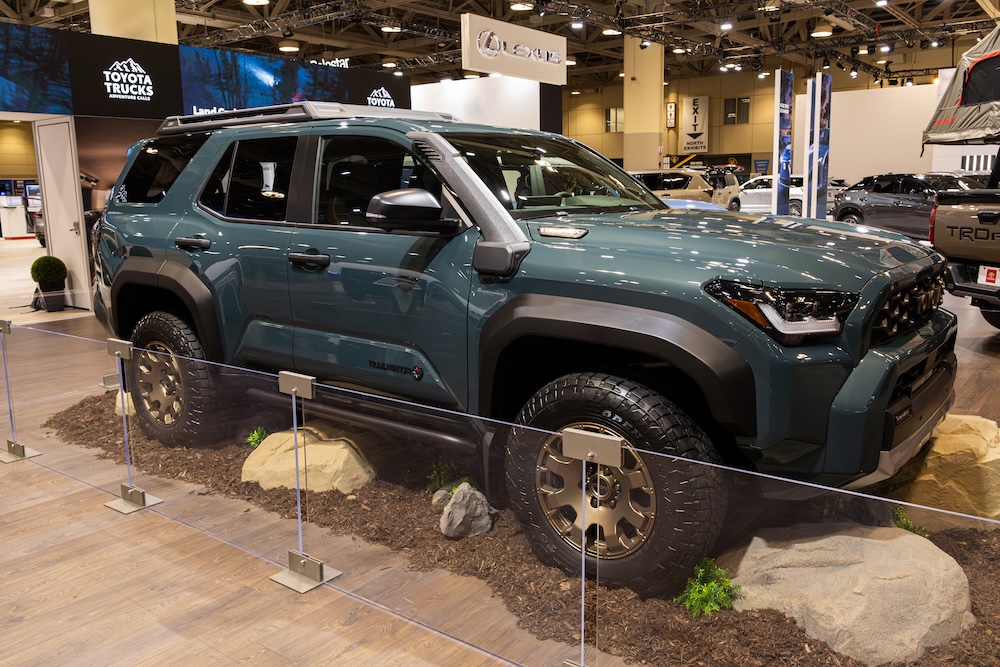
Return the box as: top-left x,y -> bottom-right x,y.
33,117 -> 90,310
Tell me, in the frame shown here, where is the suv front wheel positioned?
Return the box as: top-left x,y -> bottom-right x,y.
128,311 -> 231,447
505,372 -> 727,598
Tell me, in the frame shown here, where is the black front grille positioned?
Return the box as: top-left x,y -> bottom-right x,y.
871,270 -> 946,346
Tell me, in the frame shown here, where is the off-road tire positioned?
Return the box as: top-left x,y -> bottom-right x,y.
728,198 -> 741,212
128,311 -> 231,447
789,200 -> 802,216
982,309 -> 1000,330
505,372 -> 727,598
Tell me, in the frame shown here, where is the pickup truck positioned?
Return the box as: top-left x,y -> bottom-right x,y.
933,190 -> 1000,327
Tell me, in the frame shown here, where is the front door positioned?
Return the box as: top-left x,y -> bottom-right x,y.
288,132 -> 475,410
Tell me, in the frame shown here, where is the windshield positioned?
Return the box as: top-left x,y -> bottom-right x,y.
442,132 -> 664,218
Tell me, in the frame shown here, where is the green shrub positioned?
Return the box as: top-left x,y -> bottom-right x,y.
426,459 -> 462,494
674,557 -> 741,618
893,505 -> 929,538
245,426 -> 269,449
30,255 -> 67,283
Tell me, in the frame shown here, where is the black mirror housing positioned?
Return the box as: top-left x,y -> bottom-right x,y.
366,188 -> 458,234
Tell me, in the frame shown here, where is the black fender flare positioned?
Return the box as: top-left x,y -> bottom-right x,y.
478,294 -> 756,437
111,256 -> 224,361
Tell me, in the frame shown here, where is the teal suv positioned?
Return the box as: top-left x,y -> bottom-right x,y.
94,102 -> 957,596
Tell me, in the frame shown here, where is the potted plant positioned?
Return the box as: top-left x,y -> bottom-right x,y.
30,255 -> 67,312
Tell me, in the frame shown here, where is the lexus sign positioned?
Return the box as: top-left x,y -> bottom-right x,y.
461,13 -> 566,85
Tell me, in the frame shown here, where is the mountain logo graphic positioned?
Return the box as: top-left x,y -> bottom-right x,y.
102,57 -> 154,102
367,87 -> 396,108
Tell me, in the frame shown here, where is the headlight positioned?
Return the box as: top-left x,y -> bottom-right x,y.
705,279 -> 858,345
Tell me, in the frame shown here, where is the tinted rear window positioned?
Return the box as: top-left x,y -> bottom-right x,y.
117,133 -> 209,204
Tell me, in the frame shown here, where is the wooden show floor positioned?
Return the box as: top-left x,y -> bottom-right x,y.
1,291 -> 998,666
0,316 -> 620,667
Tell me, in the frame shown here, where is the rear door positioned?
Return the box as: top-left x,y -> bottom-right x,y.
740,176 -> 773,213
287,130 -> 476,410
889,176 -> 935,239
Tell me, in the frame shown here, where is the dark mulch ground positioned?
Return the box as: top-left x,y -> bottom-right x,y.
43,392 -> 1000,667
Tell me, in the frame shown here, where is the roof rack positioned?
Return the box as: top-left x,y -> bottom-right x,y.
157,102 -> 460,135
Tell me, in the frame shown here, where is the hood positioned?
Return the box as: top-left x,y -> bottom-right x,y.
520,209 -> 937,292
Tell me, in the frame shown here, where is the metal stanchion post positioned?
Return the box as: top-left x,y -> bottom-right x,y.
0,320 -> 41,463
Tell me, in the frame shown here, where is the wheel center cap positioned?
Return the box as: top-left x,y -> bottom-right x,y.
590,473 -> 615,501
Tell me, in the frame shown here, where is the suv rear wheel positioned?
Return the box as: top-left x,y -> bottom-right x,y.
128,311 -> 231,447
505,372 -> 727,597
728,198 -> 741,212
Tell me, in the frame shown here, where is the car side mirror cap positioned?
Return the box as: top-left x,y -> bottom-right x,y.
366,188 -> 459,234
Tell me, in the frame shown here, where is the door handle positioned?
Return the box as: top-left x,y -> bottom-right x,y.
978,211 -> 1000,225
288,252 -> 331,268
175,237 -> 211,250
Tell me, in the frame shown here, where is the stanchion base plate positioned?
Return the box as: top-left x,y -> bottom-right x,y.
1,440 -> 40,464
105,493 -> 163,514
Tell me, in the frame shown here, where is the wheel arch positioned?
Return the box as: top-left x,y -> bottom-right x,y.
111,257 -> 224,361
478,295 -> 756,438
836,205 -> 863,221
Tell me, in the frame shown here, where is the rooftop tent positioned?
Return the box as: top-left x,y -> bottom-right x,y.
923,25 -> 1000,146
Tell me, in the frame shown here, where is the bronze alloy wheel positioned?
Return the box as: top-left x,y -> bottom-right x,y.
135,340 -> 185,427
535,422 -> 655,560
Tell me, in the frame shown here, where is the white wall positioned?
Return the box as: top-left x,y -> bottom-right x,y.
411,76 -> 540,129
794,84 -> 936,184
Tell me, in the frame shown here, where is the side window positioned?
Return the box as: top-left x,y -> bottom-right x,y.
848,177 -> 873,191
871,176 -> 896,194
660,174 -> 691,190
117,133 -> 210,204
899,178 -> 927,195
198,137 -> 297,221
316,136 -> 440,227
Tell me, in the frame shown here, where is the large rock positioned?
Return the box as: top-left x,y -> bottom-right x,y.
717,521 -> 975,666
241,419 -> 375,493
113,389 -> 135,417
440,482 -> 497,538
884,414 -> 1000,519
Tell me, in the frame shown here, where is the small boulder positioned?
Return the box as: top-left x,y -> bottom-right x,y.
241,419 -> 375,494
717,521 -> 975,666
440,482 -> 497,538
431,488 -> 451,509
113,389 -> 135,417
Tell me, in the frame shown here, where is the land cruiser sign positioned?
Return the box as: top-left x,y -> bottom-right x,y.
461,13 -> 566,85
681,96 -> 709,153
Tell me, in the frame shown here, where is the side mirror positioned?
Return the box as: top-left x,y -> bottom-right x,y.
366,188 -> 460,234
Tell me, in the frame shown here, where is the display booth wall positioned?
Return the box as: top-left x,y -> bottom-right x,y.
412,77 -> 560,131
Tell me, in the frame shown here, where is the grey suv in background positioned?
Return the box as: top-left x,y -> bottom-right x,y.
833,172 -> 985,240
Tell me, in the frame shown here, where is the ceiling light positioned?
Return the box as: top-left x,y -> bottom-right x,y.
977,32 -> 984,42
880,42 -> 893,53
381,24 -> 402,33
242,0 -> 269,5
873,74 -> 881,85
278,39 -> 299,52
906,76 -> 913,86
758,72 -> 766,78
919,39 -> 929,49
734,64 -> 742,71
876,58 -> 888,64
811,21 -> 833,38
726,62 -> 737,69
603,27 -> 622,36
570,18 -> 583,29
850,66 -> 858,78
720,62 -> 728,71
393,70 -> 403,76
822,57 -> 831,70
931,39 -> 940,48
640,39 -> 651,49
672,46 -> 686,54
571,90 -> 581,95
858,44 -> 869,55
381,59 -> 397,68
281,29 -> 294,38
618,71 -> 625,77
510,1 -> 534,10
720,21 -> 733,32
565,57 -> 577,65
875,0 -> 888,6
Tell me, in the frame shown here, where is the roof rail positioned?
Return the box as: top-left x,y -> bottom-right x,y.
157,102 -> 460,135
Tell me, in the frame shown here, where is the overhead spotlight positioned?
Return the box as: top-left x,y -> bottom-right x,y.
381,24 -> 402,33
570,90 -> 581,95
719,61 -> 728,71
278,39 -> 299,52
510,1 -> 534,10
603,28 -> 622,36
873,74 -> 881,85
850,46 -> 859,56
393,70 -> 403,76
726,62 -> 737,69
919,39 -> 930,49
977,32 -> 984,42
640,39 -> 651,49
880,42 -> 894,53
931,39 -> 940,47
381,59 -> 397,68
734,63 -> 742,71
858,44 -> 869,55
618,71 -> 625,77
672,46 -> 686,54
720,21 -> 733,32
905,76 -> 913,86
242,0 -> 269,5
758,72 -> 767,79
822,57 -> 831,70
836,60 -> 846,71
875,0 -> 888,6
281,29 -> 294,38
811,21 -> 833,38
570,18 -> 583,29
565,57 -> 577,65
850,66 -> 858,78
